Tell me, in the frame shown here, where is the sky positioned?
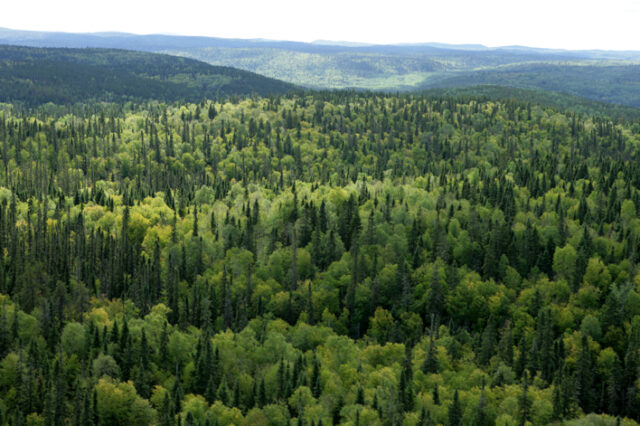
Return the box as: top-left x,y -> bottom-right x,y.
1,0 -> 639,51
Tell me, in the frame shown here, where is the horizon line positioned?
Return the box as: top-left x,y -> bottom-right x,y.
1,26 -> 640,53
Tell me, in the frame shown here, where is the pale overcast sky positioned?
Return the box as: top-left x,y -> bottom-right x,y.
1,0 -> 639,50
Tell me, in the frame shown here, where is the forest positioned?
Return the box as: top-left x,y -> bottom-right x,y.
0,46 -> 296,106
424,64 -> 640,109
3,28 -> 640,106
0,91 -> 639,425
421,86 -> 640,122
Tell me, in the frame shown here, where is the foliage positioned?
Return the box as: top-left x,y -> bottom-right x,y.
0,45 -> 296,106
3,29 -> 640,109
0,91 -> 637,424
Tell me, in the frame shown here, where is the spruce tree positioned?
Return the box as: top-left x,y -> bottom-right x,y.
518,372 -> 532,426
448,389 -> 462,426
398,348 -> 414,412
433,383 -> 440,405
575,334 -> 594,413
472,378 -> 490,426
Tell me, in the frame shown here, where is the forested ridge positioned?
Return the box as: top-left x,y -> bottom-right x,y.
421,86 -> 640,122
423,64 -> 640,109
0,45 -> 296,106
0,92 -> 639,425
3,28 -> 640,107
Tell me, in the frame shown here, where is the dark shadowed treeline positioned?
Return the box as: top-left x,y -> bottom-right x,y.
0,45 -> 297,106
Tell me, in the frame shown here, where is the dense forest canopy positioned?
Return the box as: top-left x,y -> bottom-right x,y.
423,64 -> 640,109
420,86 -> 640,122
0,91 -> 639,425
0,45 -> 297,106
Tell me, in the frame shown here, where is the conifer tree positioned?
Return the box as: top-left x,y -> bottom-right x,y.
448,390 -> 462,426
472,378 -> 491,426
518,372 -> 532,426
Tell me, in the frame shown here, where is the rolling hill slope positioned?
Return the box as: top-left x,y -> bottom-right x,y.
421,63 -> 640,108
0,45 -> 297,105
1,28 -> 640,108
421,85 -> 640,120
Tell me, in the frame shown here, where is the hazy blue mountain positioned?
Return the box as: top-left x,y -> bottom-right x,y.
3,27 -> 637,60
311,40 -> 375,47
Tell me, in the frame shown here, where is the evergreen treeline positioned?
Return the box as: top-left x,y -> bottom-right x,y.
0,45 -> 296,106
425,63 -> 640,108
0,92 -> 639,425
422,85 -> 640,122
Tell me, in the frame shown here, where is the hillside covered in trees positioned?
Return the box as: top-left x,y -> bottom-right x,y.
2,27 -> 640,107
0,45 -> 296,106
0,92 -> 639,425
423,64 -> 640,109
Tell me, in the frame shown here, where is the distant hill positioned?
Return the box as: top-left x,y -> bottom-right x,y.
1,28 -> 640,108
0,45 -> 296,105
421,63 -> 640,108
